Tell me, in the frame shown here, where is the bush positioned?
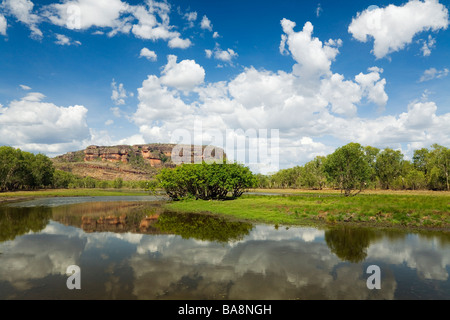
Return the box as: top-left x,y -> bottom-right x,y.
157,162 -> 257,200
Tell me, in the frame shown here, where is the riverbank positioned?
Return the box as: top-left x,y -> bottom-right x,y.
0,188 -> 154,204
165,191 -> 450,231
1,188 -> 449,231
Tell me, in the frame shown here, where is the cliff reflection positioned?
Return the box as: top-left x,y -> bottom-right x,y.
52,201 -> 253,243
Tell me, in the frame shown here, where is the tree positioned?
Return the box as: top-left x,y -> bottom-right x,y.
324,143 -> 371,196
300,156 -> 326,189
413,148 -> 430,174
0,146 -> 54,191
427,144 -> 450,190
364,146 -> 380,189
375,148 -> 403,189
157,162 -> 256,200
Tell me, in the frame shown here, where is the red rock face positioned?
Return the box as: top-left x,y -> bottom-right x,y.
83,144 -> 171,167
64,143 -> 225,167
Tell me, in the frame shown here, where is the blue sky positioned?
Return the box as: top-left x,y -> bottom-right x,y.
0,0 -> 449,172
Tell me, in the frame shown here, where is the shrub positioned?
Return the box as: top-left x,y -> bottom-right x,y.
157,162 -> 257,200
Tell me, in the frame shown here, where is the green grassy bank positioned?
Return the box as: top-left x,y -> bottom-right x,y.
0,188 -> 156,203
165,192 -> 450,230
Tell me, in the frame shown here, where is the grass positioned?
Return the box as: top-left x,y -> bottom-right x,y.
1,188 -> 449,231
0,188 -> 155,203
164,192 -> 450,230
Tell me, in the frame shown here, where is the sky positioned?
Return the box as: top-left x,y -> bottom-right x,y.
0,0 -> 449,173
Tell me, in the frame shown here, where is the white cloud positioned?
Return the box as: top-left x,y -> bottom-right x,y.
43,0 -> 128,30
54,33 -> 81,46
213,31 -> 220,38
43,0 -> 184,46
0,92 -> 90,154
111,79 -> 130,105
160,55 -> 205,91
184,11 -> 197,22
206,47 -> 238,64
355,67 -> 388,109
2,0 -> 42,38
316,3 -> 323,17
139,47 -> 157,61
105,119 -> 114,126
281,19 -> 340,78
19,84 -> 31,90
420,35 -> 436,56
200,15 -> 212,31
133,74 -> 193,127
348,0 -> 449,59
214,48 -> 238,63
0,14 -> 7,36
419,67 -> 449,82
168,36 -> 192,49
320,73 -> 361,116
123,18 -> 450,172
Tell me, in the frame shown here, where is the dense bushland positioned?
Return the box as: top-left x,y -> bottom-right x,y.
257,143 -> 449,194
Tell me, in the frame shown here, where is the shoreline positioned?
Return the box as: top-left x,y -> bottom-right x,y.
1,188 -> 449,232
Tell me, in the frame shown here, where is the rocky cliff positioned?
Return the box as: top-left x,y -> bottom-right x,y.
52,143 -> 225,181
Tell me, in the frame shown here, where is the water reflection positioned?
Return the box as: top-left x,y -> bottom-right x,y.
0,200 -> 449,300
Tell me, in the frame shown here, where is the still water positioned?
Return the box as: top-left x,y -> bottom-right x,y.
1,197 -> 449,300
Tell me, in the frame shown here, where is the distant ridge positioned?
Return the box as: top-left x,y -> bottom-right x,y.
52,143 -> 225,181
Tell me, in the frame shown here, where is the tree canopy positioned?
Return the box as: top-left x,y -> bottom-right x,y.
0,146 -> 54,192
157,162 -> 257,200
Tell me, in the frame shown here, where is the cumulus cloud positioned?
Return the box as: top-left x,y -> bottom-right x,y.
54,33 -> 81,46
111,79 -> 131,105
420,35 -> 436,56
419,67 -> 449,82
43,0 -> 128,30
280,19 -> 340,78
184,11 -> 197,22
168,36 -> 192,49
348,0 -> 449,59
205,47 -> 238,64
0,14 -> 7,36
0,91 -> 90,154
355,67 -> 388,110
160,55 -> 205,91
2,0 -> 42,38
139,47 -> 157,61
42,0 -> 186,47
200,15 -> 212,31
125,18 -> 450,171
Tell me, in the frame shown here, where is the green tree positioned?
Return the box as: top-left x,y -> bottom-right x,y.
0,146 -> 54,191
413,148 -> 430,174
324,142 -> 371,196
364,146 -> 380,189
157,162 -> 256,200
113,177 -> 124,189
427,144 -> 450,190
299,156 -> 326,189
375,148 -> 404,189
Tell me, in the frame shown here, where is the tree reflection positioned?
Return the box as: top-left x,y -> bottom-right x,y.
0,206 -> 52,242
155,212 -> 253,243
325,226 -> 380,263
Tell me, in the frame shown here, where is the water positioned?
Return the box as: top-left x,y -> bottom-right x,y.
0,198 -> 449,300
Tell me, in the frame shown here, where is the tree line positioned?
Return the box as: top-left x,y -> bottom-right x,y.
2,143 -> 449,195
0,146 -> 159,192
256,143 -> 449,194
